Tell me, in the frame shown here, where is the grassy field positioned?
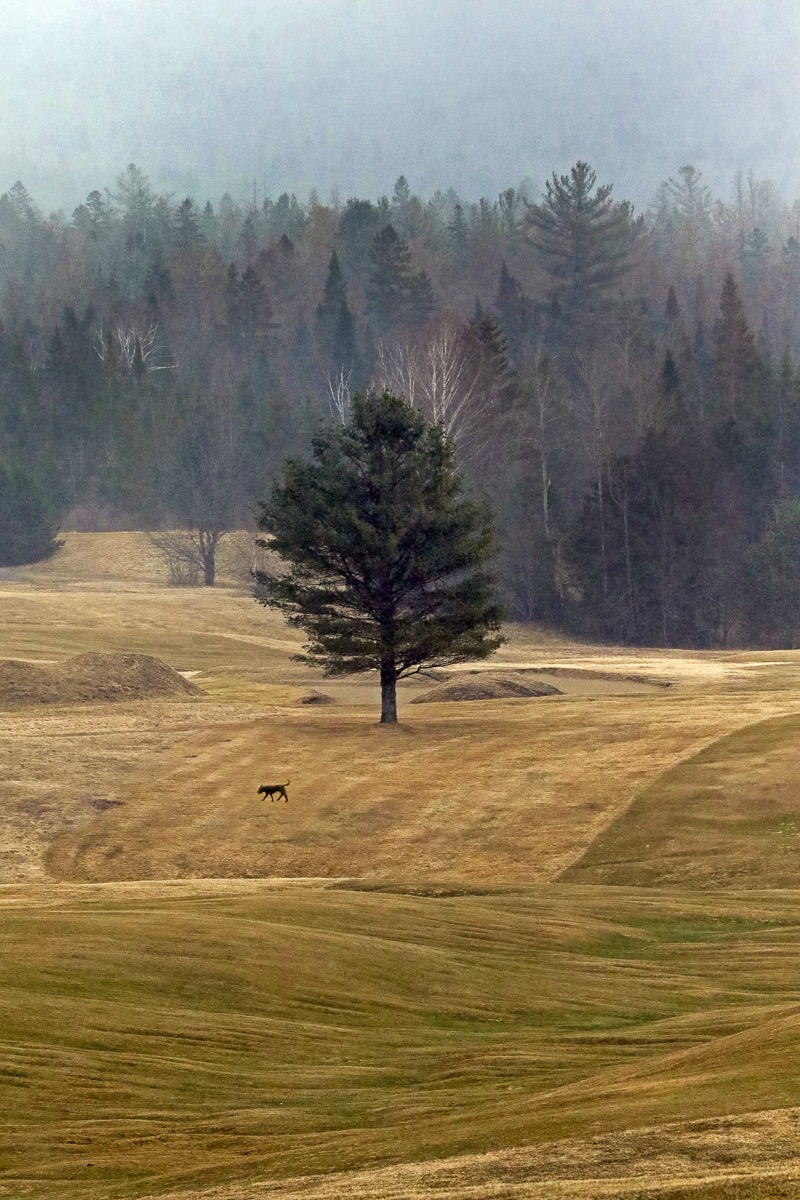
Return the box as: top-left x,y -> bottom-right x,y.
4,533 -> 800,1198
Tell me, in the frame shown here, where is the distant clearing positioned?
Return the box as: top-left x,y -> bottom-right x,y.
5,529 -> 257,591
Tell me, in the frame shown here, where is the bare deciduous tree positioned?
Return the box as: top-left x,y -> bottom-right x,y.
571,340 -> 617,599
147,530 -> 203,586
517,351 -> 562,541
326,366 -> 352,426
94,320 -> 177,373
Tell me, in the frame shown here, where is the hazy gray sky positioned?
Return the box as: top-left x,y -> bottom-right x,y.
2,0 -> 799,212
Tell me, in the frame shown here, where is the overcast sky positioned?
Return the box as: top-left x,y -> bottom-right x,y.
2,0 -> 799,213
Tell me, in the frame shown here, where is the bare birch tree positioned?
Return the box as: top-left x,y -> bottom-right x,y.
373,323 -> 491,461
94,320 -> 177,373
326,366 -> 352,426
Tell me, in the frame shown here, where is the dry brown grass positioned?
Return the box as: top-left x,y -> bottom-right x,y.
10,530 -> 257,591
141,1106 -> 800,1198
5,534 -> 800,1198
44,681 -> 800,886
566,710 -> 800,888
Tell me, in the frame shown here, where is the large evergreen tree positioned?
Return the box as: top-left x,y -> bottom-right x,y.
256,390 -> 503,723
714,271 -> 757,422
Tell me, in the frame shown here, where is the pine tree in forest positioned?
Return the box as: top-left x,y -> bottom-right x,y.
339,198 -> 382,273
498,187 -> 521,247
524,161 -> 640,317
227,266 -> 273,346
315,250 -> 357,378
173,198 -> 204,253
567,354 -> 716,646
390,175 -> 423,240
494,261 -> 531,363
448,203 -> 468,263
1,181 -> 41,223
713,272 -> 757,422
144,258 -> 176,310
0,461 -> 64,566
367,225 -> 430,336
465,309 -> 512,402
665,285 -> 680,326
745,497 -> 800,647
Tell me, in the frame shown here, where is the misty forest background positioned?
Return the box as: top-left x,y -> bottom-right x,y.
4,161 -> 800,649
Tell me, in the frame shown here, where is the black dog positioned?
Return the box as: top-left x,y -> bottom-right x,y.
258,782 -> 289,803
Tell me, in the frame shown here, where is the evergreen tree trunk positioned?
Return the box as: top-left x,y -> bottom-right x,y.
380,656 -> 398,724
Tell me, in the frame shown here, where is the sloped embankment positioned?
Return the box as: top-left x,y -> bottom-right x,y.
563,711 -> 800,888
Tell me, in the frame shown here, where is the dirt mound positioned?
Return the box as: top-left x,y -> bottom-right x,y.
0,653 -> 204,707
411,673 -> 562,703
299,690 -> 336,705
0,660 -> 63,705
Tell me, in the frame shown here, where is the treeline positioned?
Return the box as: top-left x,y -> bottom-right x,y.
4,161 -> 800,647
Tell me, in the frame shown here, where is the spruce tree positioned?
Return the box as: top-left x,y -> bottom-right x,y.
257,391 -> 503,723
315,250 -> 357,377
227,266 -> 273,346
367,225 -> 428,337
0,461 -> 64,566
173,197 -> 204,253
714,271 -> 756,421
494,261 -> 531,363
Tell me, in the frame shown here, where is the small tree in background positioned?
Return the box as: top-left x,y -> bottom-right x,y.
745,497 -> 800,647
256,390 -> 504,723
0,462 -> 64,566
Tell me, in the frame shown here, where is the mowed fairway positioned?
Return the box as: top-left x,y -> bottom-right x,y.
8,882 -> 800,1200
5,535 -> 800,1197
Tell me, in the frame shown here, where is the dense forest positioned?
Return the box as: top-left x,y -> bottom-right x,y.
4,161 -> 800,648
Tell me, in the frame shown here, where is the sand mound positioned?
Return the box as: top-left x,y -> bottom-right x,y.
0,653 -> 204,707
411,673 -> 562,703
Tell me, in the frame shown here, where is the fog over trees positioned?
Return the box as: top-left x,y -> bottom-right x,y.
3,0 -> 800,210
